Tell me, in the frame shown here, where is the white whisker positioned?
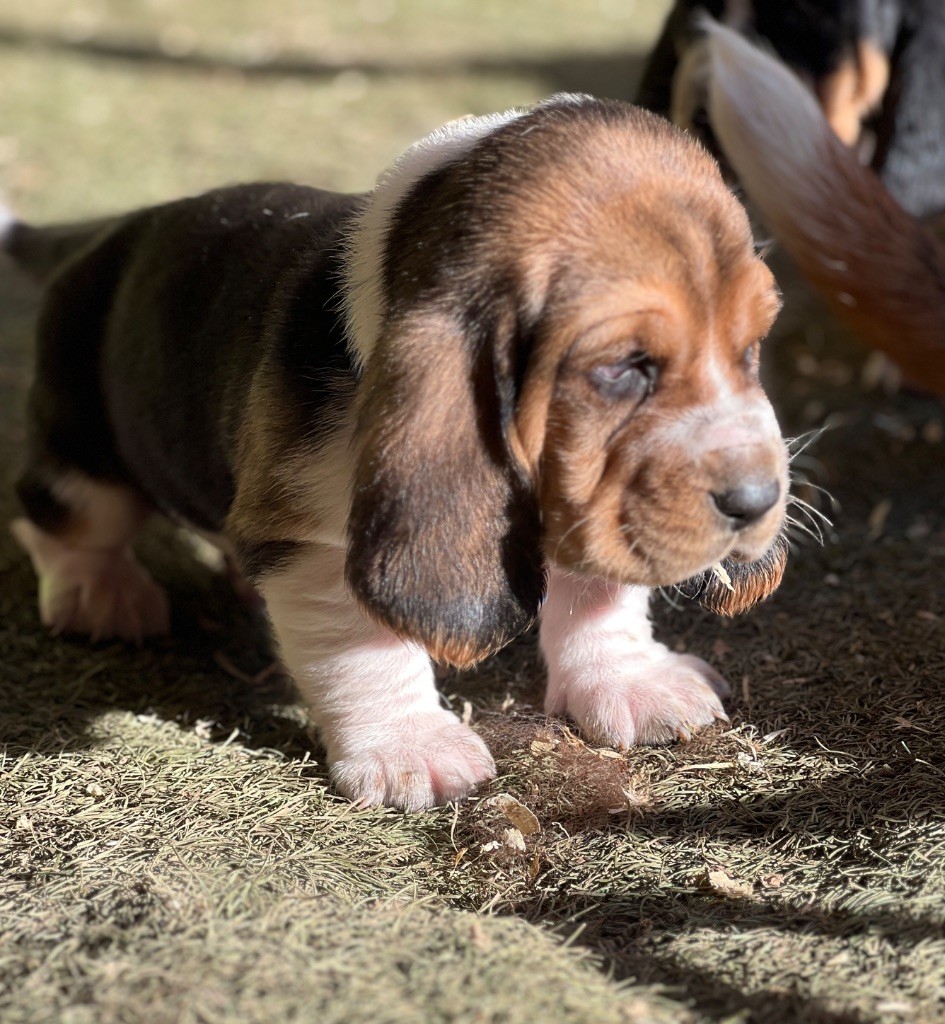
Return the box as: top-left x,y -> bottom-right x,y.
785,513 -> 823,544
551,514 -> 592,563
656,586 -> 686,611
788,492 -> 833,523
785,424 -> 833,462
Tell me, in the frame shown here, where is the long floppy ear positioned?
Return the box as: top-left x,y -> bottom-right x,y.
345,307 -> 546,669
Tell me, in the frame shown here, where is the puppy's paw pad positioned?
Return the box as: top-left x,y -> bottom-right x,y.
547,651 -> 729,750
330,712 -> 496,812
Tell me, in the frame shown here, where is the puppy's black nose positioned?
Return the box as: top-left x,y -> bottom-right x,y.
711,480 -> 780,526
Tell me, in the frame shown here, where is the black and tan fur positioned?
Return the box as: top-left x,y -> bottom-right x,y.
699,22 -> 945,395
640,0 -> 945,218
5,96 -> 790,809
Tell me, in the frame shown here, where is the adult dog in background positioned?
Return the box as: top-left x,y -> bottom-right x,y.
639,0 -> 945,218
686,20 -> 945,395
3,95 -> 789,810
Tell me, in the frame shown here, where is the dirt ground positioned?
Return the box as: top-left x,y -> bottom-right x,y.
2,2 -> 945,1022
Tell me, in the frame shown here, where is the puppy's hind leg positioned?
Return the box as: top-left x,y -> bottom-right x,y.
12,468 -> 170,643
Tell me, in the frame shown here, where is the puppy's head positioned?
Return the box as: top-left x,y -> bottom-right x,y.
345,96 -> 788,667
639,1 -> 891,158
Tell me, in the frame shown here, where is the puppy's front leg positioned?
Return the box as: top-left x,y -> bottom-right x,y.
259,543 -> 495,810
540,568 -> 730,748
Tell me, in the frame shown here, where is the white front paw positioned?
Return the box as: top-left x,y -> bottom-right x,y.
546,650 -> 730,749
327,709 -> 496,812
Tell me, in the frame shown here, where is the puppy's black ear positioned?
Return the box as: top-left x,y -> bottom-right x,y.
345,308 -> 546,669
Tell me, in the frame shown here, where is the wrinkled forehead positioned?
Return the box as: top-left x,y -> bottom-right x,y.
477,122 -> 765,327
479,100 -> 743,230
357,98 -> 768,366
514,185 -> 758,302
388,97 -> 746,256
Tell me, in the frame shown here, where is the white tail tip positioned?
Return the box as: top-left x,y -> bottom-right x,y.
0,203 -> 17,250
702,16 -> 827,182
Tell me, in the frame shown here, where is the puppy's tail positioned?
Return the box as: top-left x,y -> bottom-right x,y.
0,202 -> 121,284
703,20 -> 945,395
0,203 -> 17,253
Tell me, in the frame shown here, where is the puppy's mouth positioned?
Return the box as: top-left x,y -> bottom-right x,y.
619,491 -> 784,587
725,522 -> 782,565
674,529 -> 789,617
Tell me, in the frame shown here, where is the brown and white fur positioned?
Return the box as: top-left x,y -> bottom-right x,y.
703,24 -> 945,395
4,95 -> 789,810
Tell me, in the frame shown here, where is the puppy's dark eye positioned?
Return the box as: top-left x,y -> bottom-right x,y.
589,353 -> 659,401
742,341 -> 761,371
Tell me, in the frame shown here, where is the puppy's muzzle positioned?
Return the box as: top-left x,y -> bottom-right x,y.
677,530 -> 789,618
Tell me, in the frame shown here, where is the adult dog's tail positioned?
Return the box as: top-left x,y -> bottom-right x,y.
0,203 -> 120,284
703,21 -> 945,395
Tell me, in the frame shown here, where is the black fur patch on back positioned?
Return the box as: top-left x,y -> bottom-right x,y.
22,183 -> 364,536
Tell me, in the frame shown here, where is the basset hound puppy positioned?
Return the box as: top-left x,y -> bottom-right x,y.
4,95 -> 789,810
639,0 -> 945,218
